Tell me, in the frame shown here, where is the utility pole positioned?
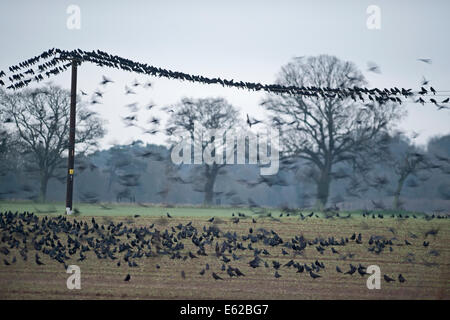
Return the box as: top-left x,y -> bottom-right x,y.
65,59 -> 79,215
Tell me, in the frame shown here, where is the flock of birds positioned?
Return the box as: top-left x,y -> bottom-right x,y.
0,210 -> 445,287
0,48 -> 449,110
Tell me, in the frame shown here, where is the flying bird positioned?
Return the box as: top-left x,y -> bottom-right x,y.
417,58 -> 432,64
100,75 -> 114,86
367,61 -> 381,74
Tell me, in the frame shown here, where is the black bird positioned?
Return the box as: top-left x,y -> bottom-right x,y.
367,61 -> 381,74
3,259 -> 10,266
384,274 -> 395,283
336,266 -> 343,273
235,268 -> 245,277
423,241 -> 429,247
100,75 -> 113,85
274,271 -> 281,278
124,274 -> 131,281
246,114 -> 262,128
357,265 -> 367,276
166,212 -> 172,218
207,217 -> 214,222
398,274 -> 406,283
35,253 -> 44,265
345,264 -> 356,275
199,269 -> 205,276
309,271 -> 321,279
212,272 -> 223,280
417,58 -> 432,64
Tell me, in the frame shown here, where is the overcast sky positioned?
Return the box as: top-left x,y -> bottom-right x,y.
1,0 -> 449,148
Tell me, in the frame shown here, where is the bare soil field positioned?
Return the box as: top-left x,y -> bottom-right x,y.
0,213 -> 449,299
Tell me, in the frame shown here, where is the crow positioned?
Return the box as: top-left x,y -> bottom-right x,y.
357,265 -> 367,276
336,266 -> 343,273
199,269 -> 205,276
234,268 -> 245,277
309,271 -> 321,279
100,75 -> 113,86
124,274 -> 131,281
35,253 -> 44,265
398,274 -> 406,283
345,264 -> 356,275
207,217 -> 214,222
166,212 -> 172,218
384,274 -> 395,283
212,272 -> 223,280
274,271 -> 281,278
417,58 -> 432,64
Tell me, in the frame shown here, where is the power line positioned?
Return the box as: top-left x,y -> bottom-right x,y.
0,48 -> 449,109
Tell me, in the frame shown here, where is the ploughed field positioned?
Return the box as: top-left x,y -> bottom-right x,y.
0,209 -> 449,299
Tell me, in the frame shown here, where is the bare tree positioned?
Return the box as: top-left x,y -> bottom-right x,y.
167,97 -> 240,205
261,55 -> 403,208
386,133 -> 439,210
0,86 -> 105,202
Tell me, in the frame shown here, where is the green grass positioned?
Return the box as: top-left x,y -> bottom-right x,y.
0,199 -> 428,218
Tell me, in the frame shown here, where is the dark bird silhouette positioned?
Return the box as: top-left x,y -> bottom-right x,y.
212,272 -> 223,280
417,58 -> 432,64
124,274 -> 131,281
100,75 -> 113,86
336,266 -> 343,273
398,274 -> 406,283
384,274 -> 395,283
166,212 -> 172,218
345,264 -> 356,275
367,61 -> 381,74
274,271 -> 281,278
246,114 -> 262,128
309,271 -> 321,279
35,253 -> 44,265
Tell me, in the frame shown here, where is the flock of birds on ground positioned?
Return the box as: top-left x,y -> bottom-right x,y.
0,48 -> 449,110
0,210 -> 446,286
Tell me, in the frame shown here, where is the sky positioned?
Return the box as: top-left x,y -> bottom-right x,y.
1,0 -> 449,148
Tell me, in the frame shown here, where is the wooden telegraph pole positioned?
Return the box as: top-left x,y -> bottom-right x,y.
65,59 -> 79,215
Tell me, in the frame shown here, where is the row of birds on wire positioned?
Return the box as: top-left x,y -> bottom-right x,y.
0,48 -> 449,110
2,210 -> 438,284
